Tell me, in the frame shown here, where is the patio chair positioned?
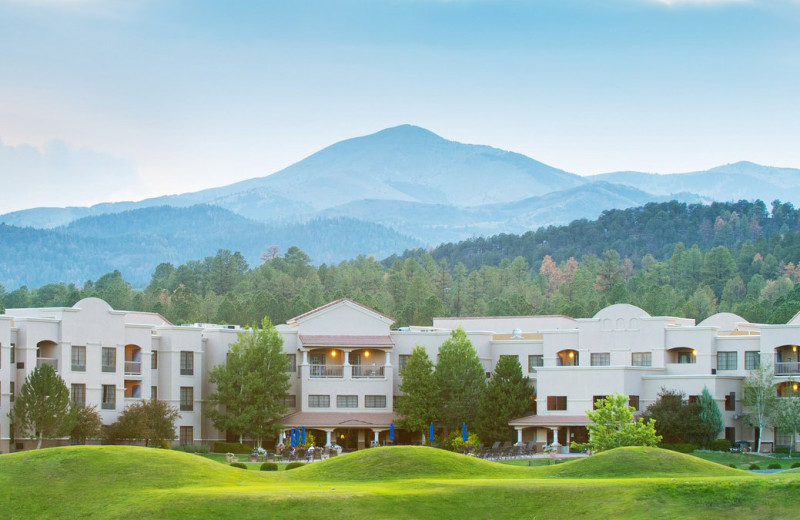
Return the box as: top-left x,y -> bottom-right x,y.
488,441 -> 502,460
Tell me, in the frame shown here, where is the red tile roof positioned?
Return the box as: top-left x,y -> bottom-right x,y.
299,335 -> 394,347
282,411 -> 400,428
508,415 -> 590,427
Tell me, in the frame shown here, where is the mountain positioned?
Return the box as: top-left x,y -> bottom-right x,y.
589,161 -> 800,204
0,206 -> 421,288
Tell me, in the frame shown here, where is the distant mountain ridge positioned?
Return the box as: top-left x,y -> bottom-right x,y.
1,125 -> 798,288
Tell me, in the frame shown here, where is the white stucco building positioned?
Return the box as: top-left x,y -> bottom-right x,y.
1,297 -> 799,452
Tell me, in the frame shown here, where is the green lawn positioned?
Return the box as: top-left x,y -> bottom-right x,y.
690,450 -> 800,470
1,445 -> 798,519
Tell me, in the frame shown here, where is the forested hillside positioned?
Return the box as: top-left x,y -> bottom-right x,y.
3,200 -> 800,327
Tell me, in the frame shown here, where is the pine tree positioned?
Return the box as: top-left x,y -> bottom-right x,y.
397,346 -> 439,441
697,386 -> 723,447
435,328 -> 486,434
477,355 -> 533,443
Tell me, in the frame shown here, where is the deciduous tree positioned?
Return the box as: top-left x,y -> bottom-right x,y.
743,362 -> 777,453
106,399 -> 180,447
573,393 -> 661,452
9,364 -> 70,449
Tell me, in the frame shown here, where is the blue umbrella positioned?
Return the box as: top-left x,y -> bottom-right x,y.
301,426 -> 306,445
389,422 -> 395,442
290,428 -> 295,447
429,422 -> 434,445
462,423 -> 468,442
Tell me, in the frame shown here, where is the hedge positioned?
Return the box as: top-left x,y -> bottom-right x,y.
285,462 -> 305,470
230,462 -> 248,470
213,442 -> 251,454
260,462 -> 278,471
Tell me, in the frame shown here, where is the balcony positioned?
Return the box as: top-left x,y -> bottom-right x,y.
776,361 -> 800,376
352,365 -> 385,378
125,361 -> 142,375
310,364 -> 344,378
37,357 -> 58,371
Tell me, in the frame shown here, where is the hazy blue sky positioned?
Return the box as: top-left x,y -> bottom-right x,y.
1,0 -> 799,212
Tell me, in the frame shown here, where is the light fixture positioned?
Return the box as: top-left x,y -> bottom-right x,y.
340,434 -> 345,439
793,345 -> 797,353
793,383 -> 798,392
331,350 -> 337,357
692,350 -> 697,356
364,350 -> 370,358
568,352 -> 574,358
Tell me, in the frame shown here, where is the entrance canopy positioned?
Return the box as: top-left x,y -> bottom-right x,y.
509,415 -> 590,428
282,411 -> 400,428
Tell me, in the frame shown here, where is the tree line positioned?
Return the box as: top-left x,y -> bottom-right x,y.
3,200 -> 800,326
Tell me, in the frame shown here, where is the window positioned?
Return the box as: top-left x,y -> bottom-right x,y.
725,427 -> 736,444
632,352 -> 652,367
629,395 -> 640,411
286,354 -> 297,373
151,351 -> 158,370
180,426 -> 193,445
528,355 -> 543,372
775,428 -> 793,448
71,384 -> 86,408
180,351 -> 194,375
677,351 -> 696,364
308,395 -> 330,408
71,346 -> 86,372
102,347 -> 116,372
745,351 -> 760,370
591,353 -> 611,367
393,395 -> 402,411
280,395 -> 297,408
688,395 -> 698,404
399,355 -> 411,371
151,386 -> 158,401
10,344 -> 15,364
717,351 -> 737,371
593,395 -> 608,409
180,387 -> 193,411
102,385 -> 116,410
337,395 -> 358,408
547,396 -> 567,411
725,392 -> 736,411
365,395 -> 387,408
10,381 -> 14,402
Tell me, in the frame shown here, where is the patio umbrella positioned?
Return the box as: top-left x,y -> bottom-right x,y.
389,422 -> 395,442
429,422 -> 434,445
290,428 -> 295,447
301,426 -> 306,445
462,423 -> 468,442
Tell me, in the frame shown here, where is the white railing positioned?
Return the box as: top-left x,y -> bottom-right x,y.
37,357 -> 58,371
352,365 -> 385,378
310,364 -> 344,378
125,361 -> 142,375
775,360 -> 800,376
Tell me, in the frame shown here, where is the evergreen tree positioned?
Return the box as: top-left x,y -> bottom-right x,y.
9,364 -> 71,449
396,346 -> 439,441
476,355 -> 533,443
435,328 -> 486,434
207,317 -> 290,444
697,386 -> 723,447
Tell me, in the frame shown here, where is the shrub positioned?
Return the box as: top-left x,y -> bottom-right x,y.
260,462 -> 278,471
709,439 -> 731,452
768,463 -> 782,470
728,464 -> 736,468
441,430 -> 481,452
230,462 -> 247,470
791,462 -> 800,469
285,462 -> 305,470
775,446 -> 790,455
658,442 -> 699,453
173,443 -> 208,453
748,463 -> 761,470
213,442 -> 251,454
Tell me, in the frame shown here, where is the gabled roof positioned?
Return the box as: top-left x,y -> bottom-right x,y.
287,298 -> 395,325
508,415 -> 590,427
282,411 -> 400,428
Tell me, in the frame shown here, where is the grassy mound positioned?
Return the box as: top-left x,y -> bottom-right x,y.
537,447 -> 747,479
292,445 -> 526,481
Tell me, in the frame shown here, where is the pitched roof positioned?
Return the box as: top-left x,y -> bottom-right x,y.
299,335 -> 394,347
281,411 -> 400,428
508,415 -> 590,427
287,298 -> 395,324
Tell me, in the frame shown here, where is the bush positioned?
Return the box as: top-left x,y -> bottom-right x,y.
230,462 -> 247,470
728,464 -> 736,468
775,446 -> 790,455
213,442 -> 251,454
285,462 -> 305,470
441,430 -> 481,452
791,462 -> 800,469
173,443 -> 210,453
658,442 -> 699,453
748,463 -> 761,470
260,462 -> 278,471
709,439 -> 731,452
768,463 -> 782,470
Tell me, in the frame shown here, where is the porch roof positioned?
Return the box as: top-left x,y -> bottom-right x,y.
299,335 -> 394,347
508,415 -> 590,428
282,411 -> 401,428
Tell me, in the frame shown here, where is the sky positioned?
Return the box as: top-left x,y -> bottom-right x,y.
0,0 -> 799,213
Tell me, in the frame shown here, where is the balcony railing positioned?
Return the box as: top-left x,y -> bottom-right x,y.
310,364 -> 343,378
776,361 -> 800,376
352,365 -> 385,378
125,361 -> 142,375
37,357 -> 58,371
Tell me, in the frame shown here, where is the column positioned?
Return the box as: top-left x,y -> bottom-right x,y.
550,427 -> 560,447
373,429 -> 380,444
516,427 -> 523,445
343,351 -> 350,365
384,350 -> 392,367
324,429 -> 333,447
301,350 -> 308,365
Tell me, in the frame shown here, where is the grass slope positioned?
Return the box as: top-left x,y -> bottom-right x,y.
0,445 -> 796,520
